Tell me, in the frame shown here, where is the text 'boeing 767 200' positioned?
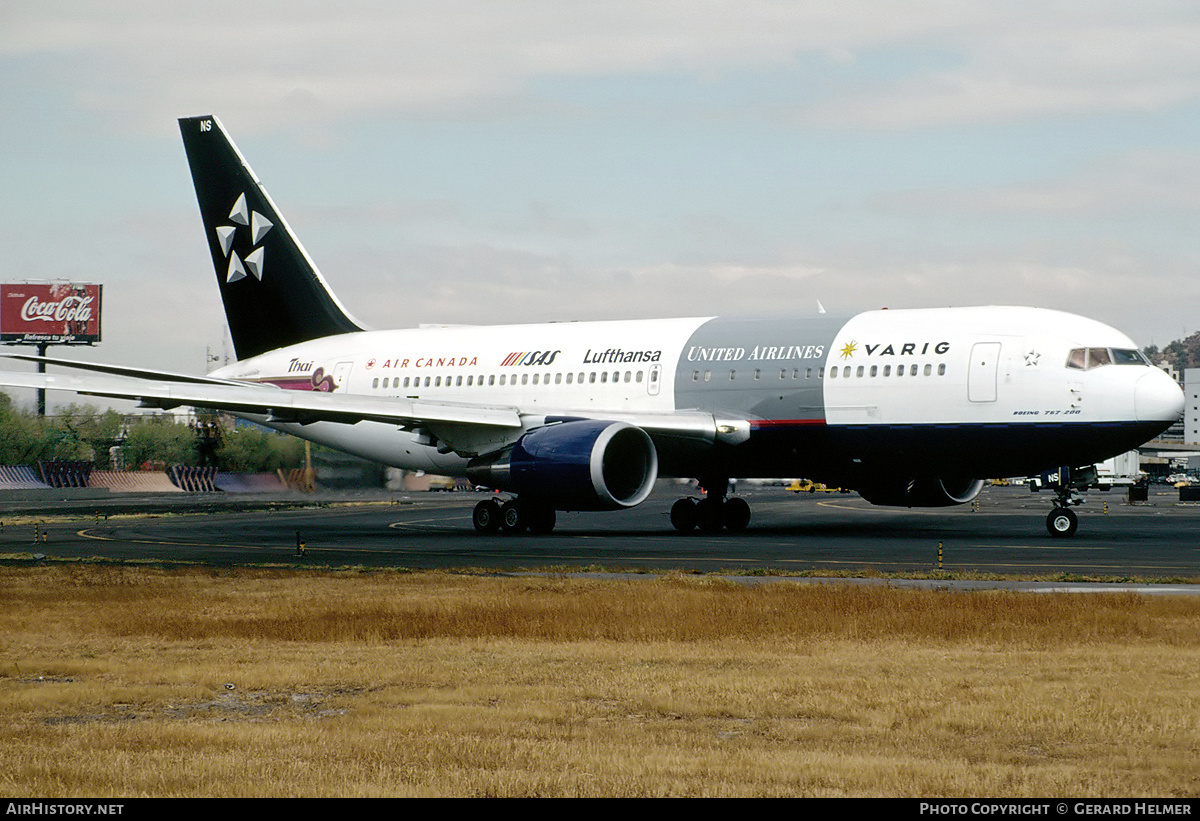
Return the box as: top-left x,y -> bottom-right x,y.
0,116 -> 1184,538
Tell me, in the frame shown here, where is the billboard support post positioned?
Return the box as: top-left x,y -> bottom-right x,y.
36,342 -> 47,418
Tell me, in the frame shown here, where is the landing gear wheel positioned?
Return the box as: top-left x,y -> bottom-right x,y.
695,498 -> 724,533
500,499 -> 525,533
670,498 -> 697,533
526,504 -> 557,535
472,499 -> 501,534
1046,507 -> 1078,538
723,497 -> 751,532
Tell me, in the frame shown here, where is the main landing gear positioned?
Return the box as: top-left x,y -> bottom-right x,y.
670,477 -> 751,534
473,497 -> 556,535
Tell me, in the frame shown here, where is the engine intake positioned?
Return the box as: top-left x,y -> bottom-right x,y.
856,476 -> 985,508
467,420 -> 658,511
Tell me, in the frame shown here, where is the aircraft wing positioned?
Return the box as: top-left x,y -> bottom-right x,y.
0,368 -> 524,429
0,363 -> 723,454
2,353 -> 250,386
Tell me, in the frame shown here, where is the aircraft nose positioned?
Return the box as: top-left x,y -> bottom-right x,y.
1135,369 -> 1185,423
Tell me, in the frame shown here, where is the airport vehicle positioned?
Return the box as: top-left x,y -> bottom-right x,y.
0,116 -> 1184,537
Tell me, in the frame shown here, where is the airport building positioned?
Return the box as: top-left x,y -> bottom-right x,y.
1186,368 -> 1200,446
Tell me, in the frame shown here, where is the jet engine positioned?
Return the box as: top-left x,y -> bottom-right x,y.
467,420 -> 658,511
855,476 -> 985,508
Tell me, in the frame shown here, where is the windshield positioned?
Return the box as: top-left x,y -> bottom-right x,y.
1066,348 -> 1148,370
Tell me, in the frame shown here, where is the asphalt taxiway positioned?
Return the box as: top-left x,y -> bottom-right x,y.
2,484 -> 1198,580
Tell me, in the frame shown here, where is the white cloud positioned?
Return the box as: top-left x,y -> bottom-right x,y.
6,1 -> 1197,134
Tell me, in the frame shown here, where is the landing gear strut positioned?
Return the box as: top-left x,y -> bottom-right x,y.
671,477 -> 751,534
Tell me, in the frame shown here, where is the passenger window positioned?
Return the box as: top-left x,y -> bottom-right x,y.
924,364 -> 931,376
869,366 -> 877,377
938,363 -> 946,376
372,378 -> 379,388
883,365 -> 891,377
856,366 -> 864,378
830,366 -> 838,378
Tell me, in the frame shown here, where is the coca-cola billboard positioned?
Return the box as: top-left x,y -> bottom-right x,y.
1,283 -> 102,344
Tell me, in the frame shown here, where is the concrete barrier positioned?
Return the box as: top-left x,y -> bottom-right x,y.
87,471 -> 182,493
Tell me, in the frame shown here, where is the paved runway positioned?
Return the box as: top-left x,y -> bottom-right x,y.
3,484 -> 1198,578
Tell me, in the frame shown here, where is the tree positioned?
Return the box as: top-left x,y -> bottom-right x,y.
119,418 -> 197,470
216,425 -> 305,473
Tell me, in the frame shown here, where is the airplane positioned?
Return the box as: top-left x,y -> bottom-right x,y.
0,115 -> 1185,539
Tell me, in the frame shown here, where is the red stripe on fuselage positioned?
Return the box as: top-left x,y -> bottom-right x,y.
749,419 -> 826,428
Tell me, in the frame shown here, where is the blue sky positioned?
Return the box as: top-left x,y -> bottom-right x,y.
2,1 -> 1199,409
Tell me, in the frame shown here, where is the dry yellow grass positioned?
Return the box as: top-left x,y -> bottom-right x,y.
1,565 -> 1197,797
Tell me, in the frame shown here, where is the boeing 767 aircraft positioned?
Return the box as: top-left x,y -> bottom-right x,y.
0,116 -> 1184,537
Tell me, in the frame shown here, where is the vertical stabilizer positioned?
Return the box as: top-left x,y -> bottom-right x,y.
179,115 -> 363,360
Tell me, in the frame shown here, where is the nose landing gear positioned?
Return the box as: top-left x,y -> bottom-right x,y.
1043,465 -> 1089,538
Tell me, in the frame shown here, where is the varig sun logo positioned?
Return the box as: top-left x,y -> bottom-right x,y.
839,340 -> 858,360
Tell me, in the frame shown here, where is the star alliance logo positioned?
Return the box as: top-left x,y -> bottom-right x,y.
1024,350 -> 1041,367
215,193 -> 273,283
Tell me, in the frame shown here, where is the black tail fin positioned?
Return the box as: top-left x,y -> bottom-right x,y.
178,115 -> 363,360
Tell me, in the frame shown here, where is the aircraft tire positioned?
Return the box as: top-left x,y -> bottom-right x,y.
1046,507 -> 1078,538
723,497 -> 751,532
526,504 -> 556,535
472,499 -> 501,534
500,499 -> 526,533
670,498 -> 697,533
695,498 -> 724,533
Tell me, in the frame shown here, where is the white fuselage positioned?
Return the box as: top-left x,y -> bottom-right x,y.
211,305 -> 1183,485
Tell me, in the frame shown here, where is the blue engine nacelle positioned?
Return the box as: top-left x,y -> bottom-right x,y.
466,420 -> 658,511
856,476 -> 985,508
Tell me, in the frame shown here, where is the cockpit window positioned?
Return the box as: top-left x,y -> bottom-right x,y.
1111,348 -> 1148,366
1066,347 -> 1148,370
